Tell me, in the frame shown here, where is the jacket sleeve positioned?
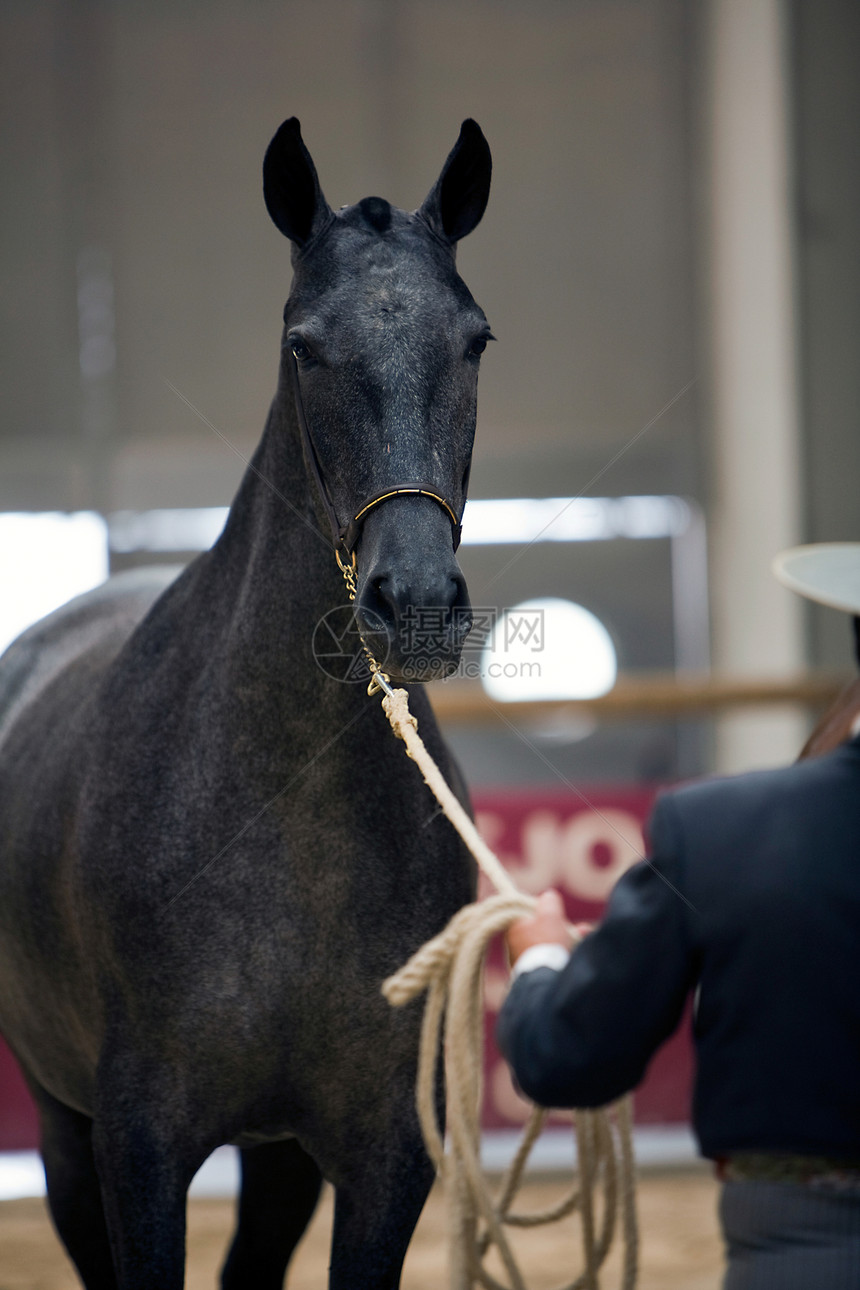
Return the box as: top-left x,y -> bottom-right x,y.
496,795 -> 698,1108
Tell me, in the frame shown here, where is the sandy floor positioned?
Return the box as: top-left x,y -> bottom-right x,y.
0,1168 -> 724,1289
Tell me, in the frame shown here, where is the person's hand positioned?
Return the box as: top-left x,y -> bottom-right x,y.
505,889 -> 585,967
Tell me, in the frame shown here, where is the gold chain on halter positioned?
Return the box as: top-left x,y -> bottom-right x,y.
336,548 -> 393,698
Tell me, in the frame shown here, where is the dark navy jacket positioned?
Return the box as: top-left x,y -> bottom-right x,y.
497,733 -> 860,1159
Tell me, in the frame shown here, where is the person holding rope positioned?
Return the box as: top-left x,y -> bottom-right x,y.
498,544 -> 860,1290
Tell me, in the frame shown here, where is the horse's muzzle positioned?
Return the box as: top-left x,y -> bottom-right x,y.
356,568 -> 472,683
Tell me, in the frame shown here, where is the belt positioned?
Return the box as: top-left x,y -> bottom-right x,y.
717,1153 -> 860,1192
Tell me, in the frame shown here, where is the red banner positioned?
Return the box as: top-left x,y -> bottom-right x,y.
0,1040 -> 37,1150
472,786 -> 693,1130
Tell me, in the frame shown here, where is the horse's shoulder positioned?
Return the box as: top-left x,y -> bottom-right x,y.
0,566 -> 183,745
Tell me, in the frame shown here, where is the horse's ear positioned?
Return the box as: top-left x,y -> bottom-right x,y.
418,119 -> 492,245
263,117 -> 332,248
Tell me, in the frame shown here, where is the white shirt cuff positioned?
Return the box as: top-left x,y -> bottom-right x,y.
510,942 -> 571,982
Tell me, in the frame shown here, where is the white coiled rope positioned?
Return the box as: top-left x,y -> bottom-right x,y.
378,685 -> 639,1290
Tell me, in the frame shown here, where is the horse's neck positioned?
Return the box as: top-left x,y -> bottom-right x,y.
223,385 -> 331,577
202,386 -> 350,711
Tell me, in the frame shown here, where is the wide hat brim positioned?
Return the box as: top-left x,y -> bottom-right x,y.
772,543 -> 860,614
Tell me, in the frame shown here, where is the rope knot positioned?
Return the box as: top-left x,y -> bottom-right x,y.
382,687 -> 419,741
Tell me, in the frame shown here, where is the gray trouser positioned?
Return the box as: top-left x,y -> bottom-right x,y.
721,1179 -> 860,1289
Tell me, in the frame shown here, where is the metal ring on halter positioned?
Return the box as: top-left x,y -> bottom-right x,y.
367,669 -> 394,698
335,548 -> 357,576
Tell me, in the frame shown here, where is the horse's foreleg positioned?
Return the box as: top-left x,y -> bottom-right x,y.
221,1139 -> 324,1290
29,1078 -> 118,1290
91,1067 -> 210,1290
328,1125 -> 435,1290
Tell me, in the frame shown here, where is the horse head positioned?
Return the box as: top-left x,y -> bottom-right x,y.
264,117 -> 492,682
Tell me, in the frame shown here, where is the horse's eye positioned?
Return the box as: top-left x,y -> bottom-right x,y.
290,337 -> 312,362
467,333 -> 493,360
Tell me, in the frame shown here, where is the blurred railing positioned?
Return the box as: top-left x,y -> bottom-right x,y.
428,672 -> 849,724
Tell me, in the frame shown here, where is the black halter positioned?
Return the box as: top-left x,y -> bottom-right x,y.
290,353 -> 469,570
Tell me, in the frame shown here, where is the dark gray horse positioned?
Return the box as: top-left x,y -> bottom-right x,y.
0,117 -> 492,1289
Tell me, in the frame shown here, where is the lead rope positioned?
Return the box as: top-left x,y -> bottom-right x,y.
341,567 -> 639,1290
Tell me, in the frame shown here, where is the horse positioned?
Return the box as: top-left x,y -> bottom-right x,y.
0,116 -> 492,1289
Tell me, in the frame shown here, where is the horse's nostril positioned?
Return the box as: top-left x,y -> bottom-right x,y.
364,570 -> 469,618
361,576 -> 395,623
356,559 -> 472,682
451,573 -> 469,608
